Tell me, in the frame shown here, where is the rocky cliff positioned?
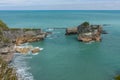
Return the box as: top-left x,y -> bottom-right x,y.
0,20 -> 47,63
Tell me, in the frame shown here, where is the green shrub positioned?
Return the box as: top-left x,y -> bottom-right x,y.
3,37 -> 10,43
115,75 -> 120,80
0,29 -> 3,35
81,22 -> 90,27
0,20 -> 9,30
0,57 -> 18,80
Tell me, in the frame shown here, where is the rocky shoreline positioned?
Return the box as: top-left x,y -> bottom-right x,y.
0,20 -> 48,79
0,28 -> 47,62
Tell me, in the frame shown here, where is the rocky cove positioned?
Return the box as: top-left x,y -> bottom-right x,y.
0,29 -> 48,61
0,20 -> 48,79
0,20 -> 108,79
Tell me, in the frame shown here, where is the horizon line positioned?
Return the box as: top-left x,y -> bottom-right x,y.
0,9 -> 120,11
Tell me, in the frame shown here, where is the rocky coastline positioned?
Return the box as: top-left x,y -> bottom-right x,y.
0,28 -> 47,61
0,20 -> 108,80
0,20 -> 47,79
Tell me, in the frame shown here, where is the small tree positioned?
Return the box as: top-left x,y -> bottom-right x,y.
81,22 -> 90,27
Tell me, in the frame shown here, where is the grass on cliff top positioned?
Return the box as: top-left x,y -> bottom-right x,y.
10,28 -> 41,31
0,57 -> 18,80
0,20 -> 9,30
81,22 -> 90,27
115,75 -> 120,80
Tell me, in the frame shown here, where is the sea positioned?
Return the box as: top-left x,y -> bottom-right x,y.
0,10 -> 120,80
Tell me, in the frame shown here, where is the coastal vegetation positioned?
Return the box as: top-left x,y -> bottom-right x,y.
0,20 -> 9,30
115,75 -> 120,80
0,57 -> 17,80
0,20 -> 44,79
0,20 -> 17,80
81,21 -> 90,27
0,21 -> 10,44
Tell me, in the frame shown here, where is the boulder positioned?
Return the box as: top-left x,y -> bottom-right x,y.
15,47 -> 31,54
65,27 -> 78,35
31,48 -> 40,53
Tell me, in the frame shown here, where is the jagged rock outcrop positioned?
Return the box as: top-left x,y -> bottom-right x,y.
15,46 -> 40,54
15,33 -> 46,45
31,48 -> 40,53
15,47 -> 31,54
0,20 -> 47,62
77,22 -> 102,42
65,22 -> 105,42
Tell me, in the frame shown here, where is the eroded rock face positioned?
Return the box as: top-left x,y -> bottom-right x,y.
15,47 -> 31,54
15,46 -> 40,54
65,22 -> 104,42
15,34 -> 46,45
77,24 -> 102,42
31,48 -> 40,53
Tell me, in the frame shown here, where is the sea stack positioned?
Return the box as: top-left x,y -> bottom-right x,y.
66,22 -> 103,42
77,22 -> 102,42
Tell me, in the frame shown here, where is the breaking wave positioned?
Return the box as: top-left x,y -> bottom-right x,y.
11,43 -> 44,80
12,53 -> 34,80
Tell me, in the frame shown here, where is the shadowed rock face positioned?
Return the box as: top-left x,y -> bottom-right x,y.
0,28 -> 47,62
2,29 -> 47,45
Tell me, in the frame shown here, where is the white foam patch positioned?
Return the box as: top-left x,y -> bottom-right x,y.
46,28 -> 54,32
40,48 -> 44,51
15,44 -> 43,55
32,53 -> 39,55
12,53 -> 34,80
85,41 -> 95,44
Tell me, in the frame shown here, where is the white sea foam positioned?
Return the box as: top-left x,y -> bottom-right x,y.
15,44 -> 43,55
46,28 -> 54,32
40,48 -> 44,51
85,41 -> 95,44
32,53 -> 39,55
12,43 -> 44,80
12,53 -> 34,80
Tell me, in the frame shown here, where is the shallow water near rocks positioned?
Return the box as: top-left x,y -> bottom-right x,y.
0,10 -> 120,80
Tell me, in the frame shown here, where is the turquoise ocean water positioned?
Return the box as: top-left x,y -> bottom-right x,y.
0,10 -> 120,80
